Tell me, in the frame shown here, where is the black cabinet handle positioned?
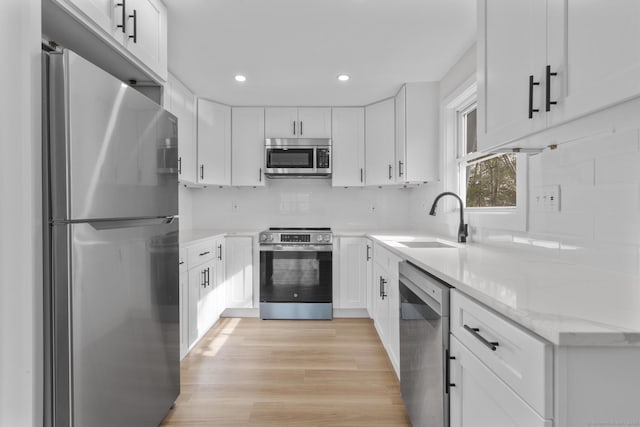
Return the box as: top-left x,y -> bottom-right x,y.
360,168 -> 364,183
200,164 -> 204,180
380,277 -> 387,300
528,75 -> 540,119
300,120 -> 303,136
116,0 -> 126,33
259,167 -> 262,182
199,251 -> 210,256
398,160 -> 404,177
545,65 -> 558,112
446,349 -> 455,393
128,9 -> 137,43
217,244 -> 222,260
293,121 -> 296,135
388,164 -> 392,180
366,245 -> 371,261
178,157 -> 182,175
179,261 -> 184,265
463,324 -> 499,351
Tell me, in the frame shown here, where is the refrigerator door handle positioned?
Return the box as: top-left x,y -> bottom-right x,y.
87,216 -> 177,230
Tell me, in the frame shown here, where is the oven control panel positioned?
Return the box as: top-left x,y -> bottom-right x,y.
281,234 -> 311,243
260,229 -> 332,245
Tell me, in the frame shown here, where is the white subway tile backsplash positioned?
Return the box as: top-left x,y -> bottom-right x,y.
529,211 -> 594,239
542,159 -> 595,187
596,151 -> 640,185
593,184 -> 640,245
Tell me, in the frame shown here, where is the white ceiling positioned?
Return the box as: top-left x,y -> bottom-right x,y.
165,0 -> 476,106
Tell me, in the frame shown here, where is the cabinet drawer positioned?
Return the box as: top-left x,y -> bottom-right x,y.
186,239 -> 216,269
450,290 -> 553,418
179,248 -> 187,273
373,242 -> 402,270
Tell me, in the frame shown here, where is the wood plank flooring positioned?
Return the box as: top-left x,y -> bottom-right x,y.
160,318 -> 410,426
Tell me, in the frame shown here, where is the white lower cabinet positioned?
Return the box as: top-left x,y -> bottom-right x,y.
449,335 -> 552,427
371,242 -> 401,376
225,236 -> 254,308
335,237 -> 369,310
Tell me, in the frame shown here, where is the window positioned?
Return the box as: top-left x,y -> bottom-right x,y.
457,106 -> 517,209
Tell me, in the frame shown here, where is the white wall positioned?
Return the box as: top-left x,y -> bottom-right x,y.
179,185 -> 194,231
0,1 -> 42,426
189,180 -> 411,231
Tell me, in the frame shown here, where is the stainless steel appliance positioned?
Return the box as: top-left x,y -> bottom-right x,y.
259,228 -> 333,319
43,48 -> 180,427
264,138 -> 331,177
399,261 -> 451,427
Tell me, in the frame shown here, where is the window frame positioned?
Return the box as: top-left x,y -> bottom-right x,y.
441,76 -> 528,232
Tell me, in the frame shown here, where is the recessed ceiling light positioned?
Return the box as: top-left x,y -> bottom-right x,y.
234,75 -> 247,82
337,74 -> 350,82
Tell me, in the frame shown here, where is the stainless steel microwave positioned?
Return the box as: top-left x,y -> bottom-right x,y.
264,138 -> 331,177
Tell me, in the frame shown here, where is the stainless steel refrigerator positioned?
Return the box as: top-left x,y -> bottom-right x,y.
43,49 -> 180,427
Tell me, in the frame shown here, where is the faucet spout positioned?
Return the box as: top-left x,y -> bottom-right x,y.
429,192 -> 469,243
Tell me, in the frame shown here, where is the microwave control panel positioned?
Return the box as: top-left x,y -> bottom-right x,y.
317,149 -> 330,169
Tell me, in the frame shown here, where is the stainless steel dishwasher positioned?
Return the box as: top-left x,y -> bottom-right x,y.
399,261 -> 451,427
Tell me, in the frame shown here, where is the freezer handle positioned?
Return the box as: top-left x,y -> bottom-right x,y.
86,216 -> 177,230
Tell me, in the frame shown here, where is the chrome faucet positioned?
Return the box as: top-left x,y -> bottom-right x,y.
429,192 -> 469,243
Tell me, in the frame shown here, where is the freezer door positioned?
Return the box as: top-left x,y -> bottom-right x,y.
47,50 -> 178,221
50,218 -> 179,427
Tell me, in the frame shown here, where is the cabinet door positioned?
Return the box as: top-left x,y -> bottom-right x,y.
395,87 -> 406,183
231,107 -> 265,186
372,263 -> 388,342
365,98 -> 395,185
331,107 -> 365,187
195,259 -> 217,334
337,237 -> 368,309
53,0 -> 123,42
365,239 -> 373,318
547,0 -> 640,126
187,266 -> 202,346
298,107 -> 331,138
450,336 -> 551,427
385,256 -> 400,374
179,271 -> 188,359
197,99 -> 231,185
124,0 -> 167,81
225,237 -> 254,308
265,107 -> 298,138
167,74 -> 197,184
213,237 -> 226,319
477,0 -> 547,151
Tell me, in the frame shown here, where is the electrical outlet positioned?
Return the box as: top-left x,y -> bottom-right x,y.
369,205 -> 376,213
231,202 -> 239,212
534,185 -> 560,212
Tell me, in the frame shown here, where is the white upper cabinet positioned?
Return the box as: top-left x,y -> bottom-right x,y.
44,0 -> 168,82
123,0 -> 167,81
297,108 -> 332,138
232,107 -> 265,186
477,0 -> 547,151
165,73 -> 197,184
265,107 -> 331,138
365,98 -> 395,186
395,83 -> 439,184
331,107 -> 365,187
197,99 -> 231,186
547,0 -> 640,126
479,0 -> 640,151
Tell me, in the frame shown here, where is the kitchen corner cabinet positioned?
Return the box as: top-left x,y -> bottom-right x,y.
365,98 -> 395,186
165,73 -> 197,184
372,242 -> 401,376
331,107 -> 365,187
395,83 -> 439,184
231,107 -> 265,186
478,0 -> 640,151
334,237 -> 370,310
225,236 -> 254,308
197,99 -> 231,186
265,107 -> 331,138
44,0 -> 168,82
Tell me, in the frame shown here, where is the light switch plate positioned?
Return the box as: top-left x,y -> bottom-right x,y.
534,185 -> 560,212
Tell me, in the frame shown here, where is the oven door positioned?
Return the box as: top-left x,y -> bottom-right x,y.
264,147 -> 315,175
260,246 -> 332,303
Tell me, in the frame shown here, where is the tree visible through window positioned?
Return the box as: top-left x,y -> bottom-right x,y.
459,107 -> 517,208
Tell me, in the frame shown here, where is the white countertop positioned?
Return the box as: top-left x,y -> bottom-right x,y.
179,229 -> 258,246
367,233 -> 640,347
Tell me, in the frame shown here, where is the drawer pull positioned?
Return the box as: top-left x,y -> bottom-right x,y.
199,251 -> 210,256
179,261 -> 184,265
463,324 -> 499,351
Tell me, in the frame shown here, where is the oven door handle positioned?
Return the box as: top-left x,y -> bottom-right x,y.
260,245 -> 333,252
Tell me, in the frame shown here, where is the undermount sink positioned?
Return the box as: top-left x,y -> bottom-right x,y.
395,241 -> 457,249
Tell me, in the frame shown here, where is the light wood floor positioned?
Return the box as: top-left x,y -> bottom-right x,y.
160,317 -> 410,426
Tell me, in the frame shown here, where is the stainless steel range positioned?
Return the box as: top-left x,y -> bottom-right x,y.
259,227 -> 333,320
